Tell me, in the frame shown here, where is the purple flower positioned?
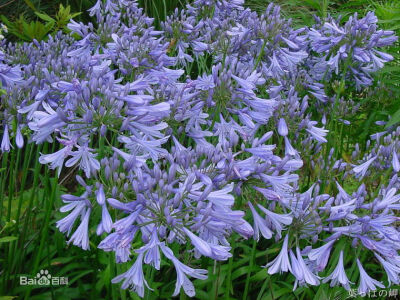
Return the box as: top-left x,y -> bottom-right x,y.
183,227 -> 231,260
161,243 -> 207,297
183,227 -> 212,257
65,145 -> 100,178
56,195 -> 88,235
1,124 -> 11,152
113,208 -> 142,232
96,185 -> 106,205
278,118 -> 288,136
284,137 -> 298,156
392,150 -> 400,172
111,253 -> 151,297
0,64 -> 23,87
137,229 -> 161,270
15,126 -> 24,149
353,156 -> 377,178
96,203 -> 113,235
206,183 -> 235,207
308,240 -> 335,271
248,202 -> 272,240
375,253 -> 400,286
195,73 -> 215,90
266,234 -> 291,274
306,121 -> 328,143
39,146 -> 73,177
374,188 -> 400,211
294,247 -> 320,286
323,251 -> 352,290
257,204 -> 292,238
68,207 -> 91,250
357,259 -> 384,294
88,0 -> 102,17
289,250 -> 304,289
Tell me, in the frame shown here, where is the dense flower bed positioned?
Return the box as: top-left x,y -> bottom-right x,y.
0,0 -> 399,297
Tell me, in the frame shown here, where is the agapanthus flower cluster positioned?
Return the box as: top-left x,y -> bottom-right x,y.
308,12 -> 397,89
0,0 -> 399,298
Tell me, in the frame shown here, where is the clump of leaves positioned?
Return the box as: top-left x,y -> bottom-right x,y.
1,4 -> 81,42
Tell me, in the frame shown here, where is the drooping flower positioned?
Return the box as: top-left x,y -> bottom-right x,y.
0,64 -> 23,87
352,156 -> 377,178
295,247 -> 320,286
15,126 -> 24,148
160,243 -> 208,297
375,253 -> 400,286
266,234 -> 291,274
39,146 -> 73,177
111,252 -> 151,297
68,207 -> 91,250
308,240 -> 335,271
56,193 -> 89,236
0,124 -> 11,152
322,251 -> 352,290
183,227 -> 232,261
278,118 -> 288,136
248,202 -> 273,240
392,150 -> 400,172
96,203 -> 113,235
65,145 -> 100,178
357,259 -> 385,295
257,204 -> 292,238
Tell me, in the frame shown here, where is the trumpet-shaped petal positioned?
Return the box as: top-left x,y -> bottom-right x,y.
357,259 -> 384,294
323,251 -> 352,290
266,235 -> 291,274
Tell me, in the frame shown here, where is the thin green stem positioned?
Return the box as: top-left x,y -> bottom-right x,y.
242,238 -> 257,300
224,239 -> 235,299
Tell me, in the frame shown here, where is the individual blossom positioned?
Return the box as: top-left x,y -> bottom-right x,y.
1,124 -> 11,152
248,202 -> 273,241
160,243 -> 208,297
308,240 -> 335,271
352,155 -> 377,179
375,253 -> 400,286
266,234 -> 291,274
357,259 -> 384,295
293,247 -> 320,287
65,144 -> 100,178
322,251 -> 352,290
256,204 -> 292,238
111,252 -> 151,297
68,207 -> 91,250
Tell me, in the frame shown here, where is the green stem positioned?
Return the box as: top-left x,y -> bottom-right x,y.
0,152 -> 8,222
213,261 -> 221,300
12,143 -> 42,289
24,148 -> 57,300
242,239 -> 257,300
224,239 -> 235,299
6,149 -> 16,222
13,143 -> 33,234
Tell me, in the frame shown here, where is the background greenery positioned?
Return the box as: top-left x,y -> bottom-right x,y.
0,0 -> 399,299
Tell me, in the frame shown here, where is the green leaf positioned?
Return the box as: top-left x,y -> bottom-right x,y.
0,236 -> 18,243
71,12 -> 82,19
385,107 -> 400,129
23,0 -> 37,12
35,12 -> 55,23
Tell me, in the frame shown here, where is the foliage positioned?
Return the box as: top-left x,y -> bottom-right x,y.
1,4 -> 81,42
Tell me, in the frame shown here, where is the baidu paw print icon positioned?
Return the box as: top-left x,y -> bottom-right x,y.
36,269 -> 51,285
